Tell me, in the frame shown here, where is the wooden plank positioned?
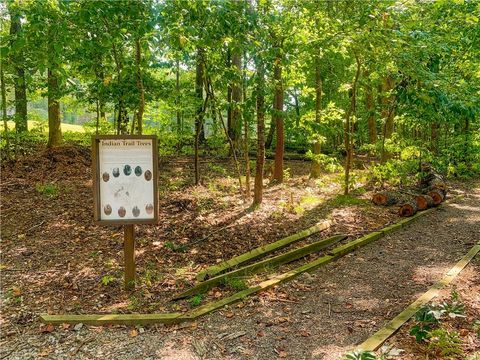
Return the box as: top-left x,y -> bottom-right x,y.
40,313 -> 184,326
329,232 -> 383,256
174,234 -> 346,300
357,241 -> 480,352
196,220 -> 332,281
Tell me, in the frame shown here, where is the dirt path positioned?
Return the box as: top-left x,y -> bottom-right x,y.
1,188 -> 479,359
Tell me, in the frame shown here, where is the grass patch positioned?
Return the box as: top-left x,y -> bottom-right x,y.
221,277 -> 248,291
35,183 -> 59,197
328,194 -> 369,207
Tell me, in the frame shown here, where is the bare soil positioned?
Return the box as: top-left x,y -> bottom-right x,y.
1,144 -> 479,359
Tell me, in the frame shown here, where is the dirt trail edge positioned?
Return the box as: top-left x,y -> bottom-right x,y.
2,189 -> 479,360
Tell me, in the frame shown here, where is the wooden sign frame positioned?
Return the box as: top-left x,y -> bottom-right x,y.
92,135 -> 159,225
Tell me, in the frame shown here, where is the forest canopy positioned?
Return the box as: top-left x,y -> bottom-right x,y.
1,0 -> 479,199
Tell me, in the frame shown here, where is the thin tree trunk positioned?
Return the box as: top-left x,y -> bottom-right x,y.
253,60 -> 265,206
176,58 -> 181,133
364,72 -> 377,145
272,52 -> 284,183
380,76 -> 395,162
96,100 -> 100,135
135,38 -> 144,135
47,68 -> 61,148
310,54 -> 322,178
231,50 -> 242,152
243,53 -> 250,199
344,53 -> 361,195
1,66 -> 10,159
194,48 -> 205,185
8,7 -> 28,132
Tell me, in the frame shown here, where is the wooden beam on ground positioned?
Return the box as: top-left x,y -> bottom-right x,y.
196,220 -> 332,281
357,241 -> 480,352
174,234 -> 346,300
40,313 -> 184,326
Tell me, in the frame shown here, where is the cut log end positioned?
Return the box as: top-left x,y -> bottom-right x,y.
428,189 -> 445,206
399,201 -> 418,217
415,195 -> 434,210
372,191 -> 397,206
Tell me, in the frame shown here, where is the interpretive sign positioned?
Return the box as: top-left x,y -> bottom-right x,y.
92,135 -> 158,225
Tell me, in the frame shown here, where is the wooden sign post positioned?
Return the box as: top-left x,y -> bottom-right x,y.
92,135 -> 158,290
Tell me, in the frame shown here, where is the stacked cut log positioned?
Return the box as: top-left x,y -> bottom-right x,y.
372,191 -> 397,206
428,189 -> 446,206
399,201 -> 418,217
415,194 -> 434,210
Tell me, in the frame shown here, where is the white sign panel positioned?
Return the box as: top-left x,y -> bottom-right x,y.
94,137 -> 158,223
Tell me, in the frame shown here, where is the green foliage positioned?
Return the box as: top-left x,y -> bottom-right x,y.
427,328 -> 463,358
369,159 -> 419,188
410,305 -> 440,342
35,183 -> 59,198
101,274 -> 116,286
342,350 -> 377,360
306,151 -> 343,173
187,294 -> 203,307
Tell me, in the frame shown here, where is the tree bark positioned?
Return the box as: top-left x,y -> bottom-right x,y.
135,38 -> 144,135
231,50 -> 242,152
310,53 -> 322,178
253,60 -> 265,206
8,7 -> 28,132
1,65 -> 10,159
364,72 -> 377,144
194,48 -> 206,185
380,76 -> 395,162
47,68 -> 61,148
176,58 -> 181,133
272,52 -> 284,183
344,53 -> 361,195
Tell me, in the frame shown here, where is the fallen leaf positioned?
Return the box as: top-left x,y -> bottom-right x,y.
130,328 -> 138,337
278,350 -> 287,358
12,287 -> 22,297
257,330 -> 265,337
225,312 -> 234,318
300,330 -> 310,337
40,324 -> 55,333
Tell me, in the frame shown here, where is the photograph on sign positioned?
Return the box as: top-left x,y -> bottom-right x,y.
95,137 -> 157,222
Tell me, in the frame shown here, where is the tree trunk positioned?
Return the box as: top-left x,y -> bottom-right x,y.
194,47 -> 205,185
310,54 -> 322,179
47,68 -> 61,148
344,53 -> 361,195
364,73 -> 377,144
8,7 -> 28,132
380,76 -> 395,162
1,65 -> 10,159
399,201 -> 417,217
176,59 -> 181,133
253,60 -> 265,206
272,52 -> 284,183
231,50 -> 242,152
135,38 -> 144,135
